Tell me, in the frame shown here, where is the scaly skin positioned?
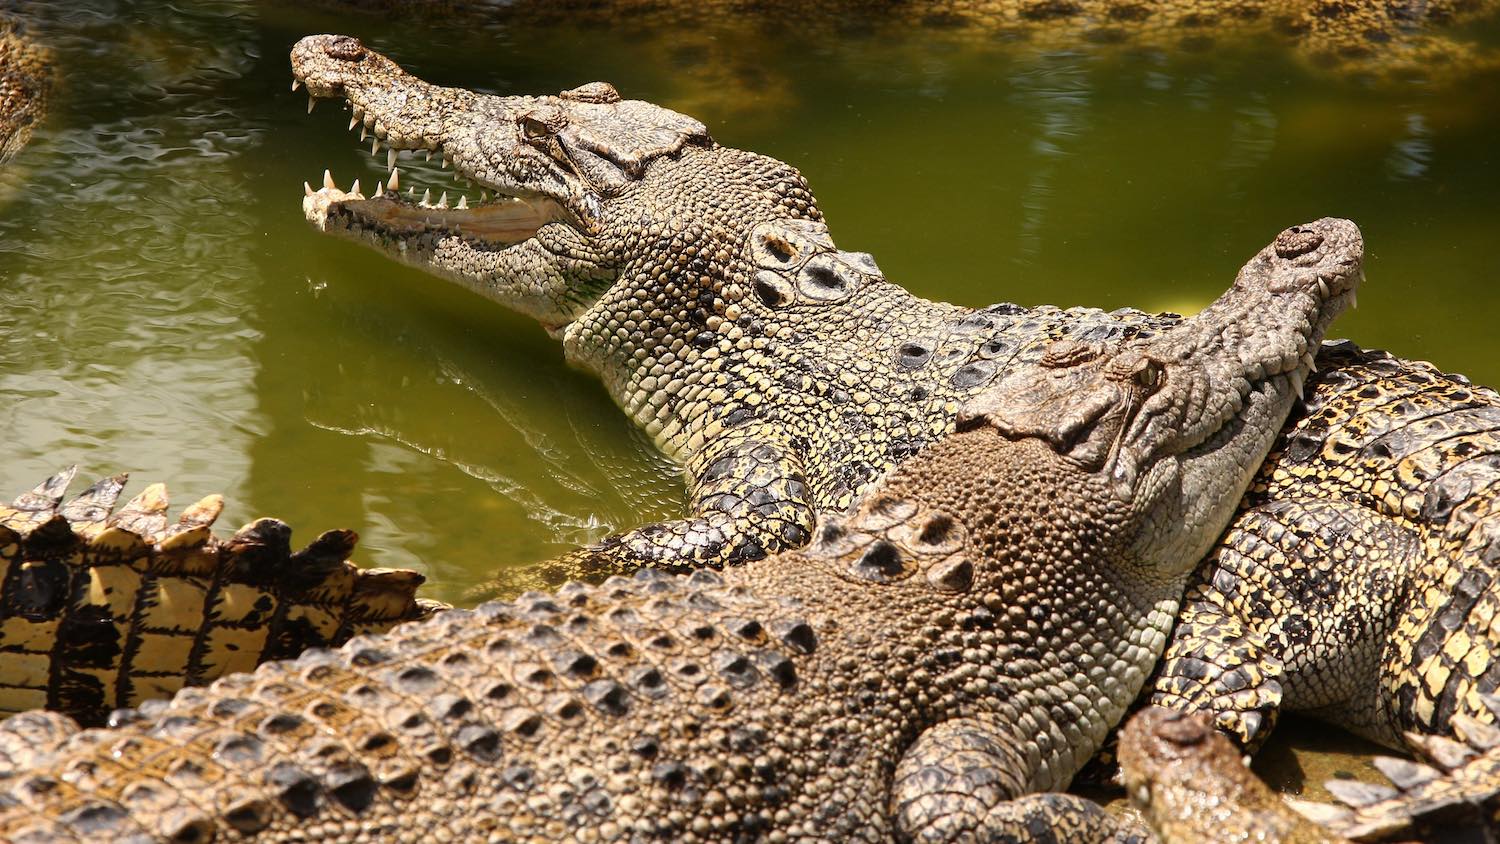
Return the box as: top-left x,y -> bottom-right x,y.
0,226 -> 1354,842
288,43 -> 1500,830
0,468 -> 446,727
1119,707 -> 1351,844
292,38 -> 1367,593
0,11 -> 50,167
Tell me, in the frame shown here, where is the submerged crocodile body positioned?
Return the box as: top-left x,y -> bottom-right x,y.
0,221 -> 1355,842
0,469 -> 445,726
0,9 -> 49,167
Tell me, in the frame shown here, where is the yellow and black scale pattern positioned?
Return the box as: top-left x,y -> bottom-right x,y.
0,468 -> 445,725
0,10 -> 50,167
1147,340 -> 1500,830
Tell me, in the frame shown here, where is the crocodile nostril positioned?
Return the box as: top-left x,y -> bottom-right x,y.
1274,227 -> 1324,259
327,36 -> 367,62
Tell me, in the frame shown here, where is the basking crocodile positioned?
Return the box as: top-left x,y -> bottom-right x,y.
1119,705 -> 1500,842
1138,339 -> 1500,818
287,42 -> 1500,830
0,9 -> 50,167
0,468 -> 446,726
0,217 -> 1354,842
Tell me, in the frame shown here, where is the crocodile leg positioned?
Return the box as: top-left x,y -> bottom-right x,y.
470,431 -> 816,597
1149,499 -> 1422,748
893,718 -> 1149,843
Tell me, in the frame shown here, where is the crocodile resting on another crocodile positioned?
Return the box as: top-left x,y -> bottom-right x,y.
287,41 -> 1500,833
0,217 -> 1355,842
0,469 -> 445,726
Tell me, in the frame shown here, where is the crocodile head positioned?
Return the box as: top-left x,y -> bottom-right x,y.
962,218 -> 1363,574
292,35 -> 813,340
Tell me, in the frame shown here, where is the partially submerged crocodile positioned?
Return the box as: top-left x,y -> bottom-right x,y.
0,217 -> 1355,842
288,41 -> 1500,833
0,9 -> 50,167
0,468 -> 445,726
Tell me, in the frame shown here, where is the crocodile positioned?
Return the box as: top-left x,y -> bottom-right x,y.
1119,704 -> 1500,842
286,42 -> 1500,829
0,215 -> 1355,843
0,9 -> 50,167
1119,707 -> 1351,843
0,467 -> 446,727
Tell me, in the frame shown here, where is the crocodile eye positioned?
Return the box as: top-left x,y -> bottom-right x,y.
521,116 -> 552,140
1133,359 -> 1163,390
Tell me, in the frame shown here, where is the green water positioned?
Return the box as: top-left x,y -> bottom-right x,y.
2,0 -> 1499,604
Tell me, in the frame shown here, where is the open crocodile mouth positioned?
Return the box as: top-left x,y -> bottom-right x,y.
302,166 -> 567,247
296,90 -> 574,248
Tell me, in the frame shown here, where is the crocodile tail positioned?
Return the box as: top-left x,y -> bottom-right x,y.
0,468 -> 448,726
1288,694 -> 1500,841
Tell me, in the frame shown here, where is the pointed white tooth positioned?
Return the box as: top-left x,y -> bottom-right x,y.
1349,289 -> 1358,309
406,186 -> 415,197
292,79 -> 302,92
425,150 -> 432,162
376,180 -> 384,196
348,115 -> 359,131
307,95 -> 316,114
441,155 -> 449,169
350,179 -> 361,196
323,169 -> 337,190
304,181 -> 314,197
437,191 -> 449,209
388,167 -> 400,191
456,195 -> 468,210
421,188 -> 432,206
360,125 -> 368,142
387,147 -> 397,171
480,191 -> 489,201
371,137 -> 380,156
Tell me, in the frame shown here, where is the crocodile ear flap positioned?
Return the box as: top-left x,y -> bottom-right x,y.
552,97 -> 712,195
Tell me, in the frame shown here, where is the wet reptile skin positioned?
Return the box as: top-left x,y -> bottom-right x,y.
0,228 -> 1355,842
0,9 -> 49,167
0,469 -> 444,726
289,42 -> 1500,817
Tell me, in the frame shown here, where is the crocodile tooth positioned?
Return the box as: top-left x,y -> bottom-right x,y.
323,169 -> 337,190
425,150 -> 432,162
421,188 -> 432,206
350,179 -> 361,197
307,94 -> 316,114
1316,278 -> 1329,300
456,196 -> 468,210
348,115 -> 359,131
441,155 -> 449,169
371,136 -> 379,156
406,186 -> 415,198
388,167 -> 400,192
1301,350 -> 1317,373
437,191 -> 448,209
291,78 -> 301,92
387,147 -> 397,171
360,125 -> 368,142
375,180 -> 384,196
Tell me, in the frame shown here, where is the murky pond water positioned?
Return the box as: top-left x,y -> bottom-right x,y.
3,0 -> 1498,822
3,1 -> 1498,605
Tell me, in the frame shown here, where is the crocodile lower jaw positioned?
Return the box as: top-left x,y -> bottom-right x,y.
302,169 -> 567,245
